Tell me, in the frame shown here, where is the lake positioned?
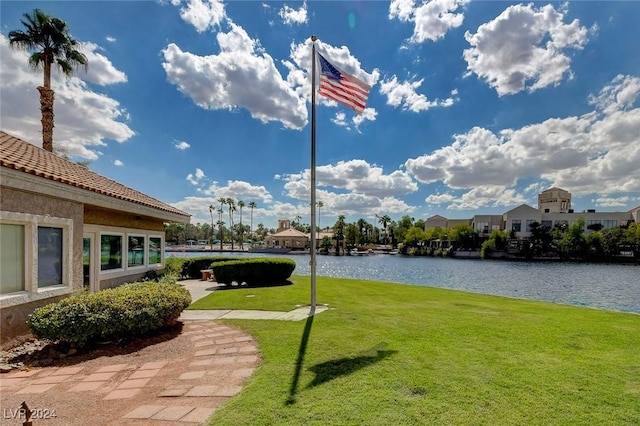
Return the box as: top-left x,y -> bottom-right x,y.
168,251 -> 640,314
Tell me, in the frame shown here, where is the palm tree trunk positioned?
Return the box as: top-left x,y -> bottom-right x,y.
38,86 -> 55,152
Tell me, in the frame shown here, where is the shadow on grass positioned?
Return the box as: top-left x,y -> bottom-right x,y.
306,344 -> 397,389
286,311 -> 314,405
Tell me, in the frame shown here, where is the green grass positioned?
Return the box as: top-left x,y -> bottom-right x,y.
190,275 -> 640,425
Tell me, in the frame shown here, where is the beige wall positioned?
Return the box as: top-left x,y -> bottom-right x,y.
1,188 -> 83,346
84,205 -> 164,231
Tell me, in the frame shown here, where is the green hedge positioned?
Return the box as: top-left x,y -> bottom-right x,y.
28,281 -> 191,347
165,256 -> 240,279
211,258 -> 296,286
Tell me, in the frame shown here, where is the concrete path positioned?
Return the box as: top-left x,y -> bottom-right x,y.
178,279 -> 328,321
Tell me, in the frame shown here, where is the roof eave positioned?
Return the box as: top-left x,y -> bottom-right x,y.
1,167 -> 190,223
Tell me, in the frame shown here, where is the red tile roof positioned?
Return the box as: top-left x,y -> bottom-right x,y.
1,131 -> 190,219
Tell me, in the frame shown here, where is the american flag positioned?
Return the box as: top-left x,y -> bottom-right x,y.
317,53 -> 371,114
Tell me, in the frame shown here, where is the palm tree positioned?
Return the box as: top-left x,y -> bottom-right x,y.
333,215 -> 346,256
208,204 -> 215,250
226,198 -> 236,250
9,9 -> 88,152
237,200 -> 245,250
248,201 -> 257,247
377,214 -> 392,246
218,198 -> 226,250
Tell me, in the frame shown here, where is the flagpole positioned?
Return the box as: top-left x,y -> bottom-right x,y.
310,35 -> 317,313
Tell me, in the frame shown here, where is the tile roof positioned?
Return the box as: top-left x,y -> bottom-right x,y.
0,131 -> 190,218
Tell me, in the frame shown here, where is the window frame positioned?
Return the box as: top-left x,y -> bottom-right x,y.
0,223 -> 26,295
0,212 -> 73,307
148,235 -> 164,266
100,232 -> 125,272
511,219 -> 522,233
37,226 -> 65,288
127,234 -> 147,269
91,226 -> 166,281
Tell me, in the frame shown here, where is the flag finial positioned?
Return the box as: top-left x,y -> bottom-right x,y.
311,35 -> 317,42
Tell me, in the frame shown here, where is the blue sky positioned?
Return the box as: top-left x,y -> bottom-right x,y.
1,0 -> 639,229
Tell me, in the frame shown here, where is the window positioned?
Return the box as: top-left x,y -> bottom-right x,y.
603,220 -> 618,229
38,227 -> 63,287
586,220 -> 603,231
526,220 -> 535,232
511,220 -> 521,232
1,224 -> 25,294
476,222 -> 489,233
101,234 -> 123,271
128,235 -> 146,267
541,220 -> 552,231
149,237 -> 162,265
1,212 -> 73,306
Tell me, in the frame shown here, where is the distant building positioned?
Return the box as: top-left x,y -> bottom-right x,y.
503,204 -> 542,239
425,215 -> 471,230
538,187 -> 572,213
265,219 -> 309,249
425,187 -> 638,239
472,214 -> 504,237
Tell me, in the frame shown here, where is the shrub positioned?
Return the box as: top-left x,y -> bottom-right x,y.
481,239 -> 496,259
165,256 -> 241,279
164,257 -> 185,276
28,281 -> 191,347
211,257 -> 296,286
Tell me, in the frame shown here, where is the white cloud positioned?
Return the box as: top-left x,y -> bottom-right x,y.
278,159 -> 418,218
0,35 -> 135,160
426,187 -> 529,211
279,2 -> 307,25
186,168 -> 205,185
284,159 -> 418,198
332,108 -> 377,131
204,180 -> 274,204
390,0 -> 468,42
76,42 -> 127,86
114,159 -> 124,166
463,3 -> 588,96
176,0 -> 226,33
379,75 -> 457,112
162,22 -> 308,130
592,196 -> 633,208
174,140 -> 191,150
588,74 -> 640,115
406,74 -> 640,207
425,192 -> 457,205
447,186 -> 528,211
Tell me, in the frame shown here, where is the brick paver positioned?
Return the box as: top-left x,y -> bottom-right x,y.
152,405 -> 195,421
0,320 -> 259,425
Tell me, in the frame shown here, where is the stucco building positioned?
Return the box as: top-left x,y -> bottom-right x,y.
426,187 -> 638,240
1,131 -> 190,344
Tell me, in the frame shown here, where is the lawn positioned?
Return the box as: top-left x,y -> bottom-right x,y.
189,275 -> 640,425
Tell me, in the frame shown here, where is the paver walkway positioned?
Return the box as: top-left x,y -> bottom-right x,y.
0,279 -> 327,425
1,321 -> 259,425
